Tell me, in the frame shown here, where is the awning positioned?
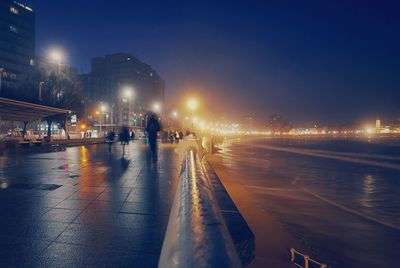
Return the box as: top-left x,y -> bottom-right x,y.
0,97 -> 70,122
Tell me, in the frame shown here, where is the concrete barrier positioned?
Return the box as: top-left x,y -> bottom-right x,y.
158,148 -> 242,268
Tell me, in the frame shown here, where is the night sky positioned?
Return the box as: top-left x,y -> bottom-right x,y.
27,0 -> 400,125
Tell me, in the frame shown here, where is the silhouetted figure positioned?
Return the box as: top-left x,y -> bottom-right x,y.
120,126 -> 130,156
146,114 -> 161,162
130,131 -> 135,140
121,126 -> 130,145
106,130 -> 115,153
119,132 -> 123,145
169,131 -> 174,143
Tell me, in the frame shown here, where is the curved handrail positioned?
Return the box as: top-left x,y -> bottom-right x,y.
158,149 -> 241,268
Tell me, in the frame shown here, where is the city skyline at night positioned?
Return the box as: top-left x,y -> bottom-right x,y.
26,0 -> 400,124
1,2 -> 400,268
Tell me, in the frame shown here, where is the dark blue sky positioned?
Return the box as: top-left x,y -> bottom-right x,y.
27,0 -> 400,125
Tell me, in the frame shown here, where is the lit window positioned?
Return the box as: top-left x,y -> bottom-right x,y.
29,59 -> 35,66
9,25 -> 18,33
127,57 -> 131,61
10,7 -> 19,14
14,2 -> 33,12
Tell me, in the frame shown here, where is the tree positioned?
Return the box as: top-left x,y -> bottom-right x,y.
39,70 -> 83,140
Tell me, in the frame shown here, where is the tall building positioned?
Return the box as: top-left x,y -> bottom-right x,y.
81,53 -> 165,112
375,118 -> 381,130
0,0 -> 35,91
80,53 -> 165,127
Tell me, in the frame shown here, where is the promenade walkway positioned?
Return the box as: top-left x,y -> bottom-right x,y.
0,142 -> 179,267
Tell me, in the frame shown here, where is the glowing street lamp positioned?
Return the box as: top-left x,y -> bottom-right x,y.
153,102 -> 161,113
169,111 -> 178,128
187,98 -> 198,130
49,48 -> 65,102
49,49 -> 64,74
187,99 -> 198,112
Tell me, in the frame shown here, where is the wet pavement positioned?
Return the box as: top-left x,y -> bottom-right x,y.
0,142 -> 179,268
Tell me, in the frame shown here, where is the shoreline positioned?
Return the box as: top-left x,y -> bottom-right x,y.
207,153 -> 309,268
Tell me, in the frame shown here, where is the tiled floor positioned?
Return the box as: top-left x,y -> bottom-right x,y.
0,142 -> 179,267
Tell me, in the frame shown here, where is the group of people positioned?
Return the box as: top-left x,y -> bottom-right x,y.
105,127 -> 135,144
166,130 -> 184,144
103,114 -> 161,162
104,113 -> 196,163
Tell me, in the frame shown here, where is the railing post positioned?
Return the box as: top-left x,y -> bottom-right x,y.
304,255 -> 309,268
290,248 -> 295,262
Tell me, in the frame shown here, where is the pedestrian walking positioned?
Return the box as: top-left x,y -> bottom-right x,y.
121,126 -> 130,155
146,114 -> 161,162
106,130 -> 115,153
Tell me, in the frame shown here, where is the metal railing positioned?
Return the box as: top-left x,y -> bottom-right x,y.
290,248 -> 328,268
158,148 -> 241,268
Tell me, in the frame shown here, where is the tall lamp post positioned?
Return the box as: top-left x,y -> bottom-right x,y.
99,104 -> 107,136
122,87 -> 134,127
187,99 -> 198,130
49,49 -> 64,100
171,111 -> 178,128
38,81 -> 45,102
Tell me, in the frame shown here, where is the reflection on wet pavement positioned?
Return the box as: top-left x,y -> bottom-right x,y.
0,142 -> 178,267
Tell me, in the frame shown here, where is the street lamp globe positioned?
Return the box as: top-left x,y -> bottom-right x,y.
153,102 -> 161,112
49,49 -> 63,63
122,86 -> 134,98
187,99 -> 198,111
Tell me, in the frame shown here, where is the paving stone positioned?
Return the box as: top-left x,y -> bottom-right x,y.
55,199 -> 92,210
41,208 -> 82,223
67,191 -> 101,200
0,143 -> 179,267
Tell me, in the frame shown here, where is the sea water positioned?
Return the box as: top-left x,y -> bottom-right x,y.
218,137 -> 400,268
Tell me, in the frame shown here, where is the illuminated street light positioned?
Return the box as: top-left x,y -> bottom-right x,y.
187,98 -> 198,130
153,102 -> 161,113
187,98 -> 198,111
123,86 -> 134,98
48,48 -> 64,74
172,111 -> 178,118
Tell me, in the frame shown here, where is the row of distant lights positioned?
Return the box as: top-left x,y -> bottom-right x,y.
196,127 -> 400,137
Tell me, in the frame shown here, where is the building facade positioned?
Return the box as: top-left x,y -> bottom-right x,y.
0,0 -> 35,92
80,53 -> 165,126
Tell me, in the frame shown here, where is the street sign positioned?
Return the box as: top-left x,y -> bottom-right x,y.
71,114 -> 77,123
